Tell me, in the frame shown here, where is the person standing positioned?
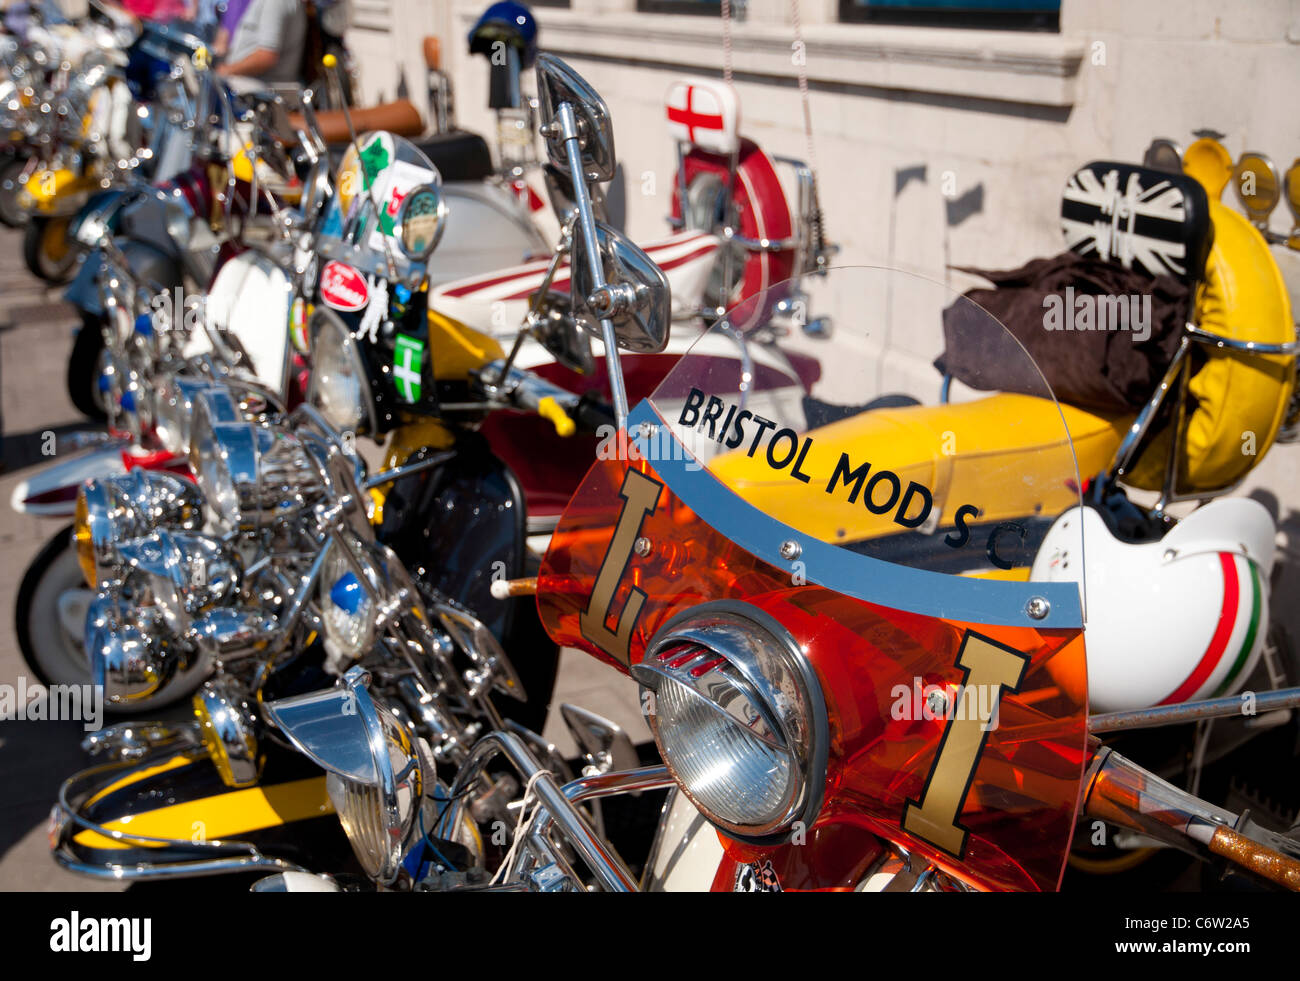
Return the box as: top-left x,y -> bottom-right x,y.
216,0 -> 305,85
212,0 -> 252,56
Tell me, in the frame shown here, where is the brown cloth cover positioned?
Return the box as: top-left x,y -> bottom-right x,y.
936,252 -> 1191,413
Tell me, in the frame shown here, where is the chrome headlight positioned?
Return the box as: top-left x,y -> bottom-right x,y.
194,677 -> 262,788
632,603 -> 827,841
75,470 -> 203,586
116,529 -> 239,635
266,668 -> 427,884
190,418 -> 322,531
154,376 -> 236,456
306,310 -> 372,436
86,593 -> 179,704
318,538 -> 378,664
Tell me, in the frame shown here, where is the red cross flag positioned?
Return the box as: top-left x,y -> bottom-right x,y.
665,78 -> 740,156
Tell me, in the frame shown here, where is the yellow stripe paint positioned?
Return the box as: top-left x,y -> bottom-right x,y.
75,776 -> 334,851
86,755 -> 194,808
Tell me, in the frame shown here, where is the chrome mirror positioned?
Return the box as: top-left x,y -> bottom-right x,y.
535,54 -> 615,183
1233,152 -> 1281,226
559,703 -> 639,777
542,162 -> 608,226
299,155 -> 332,225
571,220 -> 671,355
532,288 -> 595,375
396,182 -> 447,261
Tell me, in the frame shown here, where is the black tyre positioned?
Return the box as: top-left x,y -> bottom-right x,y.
23,215 -> 79,284
15,525 -> 95,690
67,313 -> 108,421
0,155 -> 29,228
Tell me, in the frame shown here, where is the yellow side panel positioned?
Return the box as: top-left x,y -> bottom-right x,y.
74,776 -> 333,851
428,308 -> 504,382
710,393 -> 1125,545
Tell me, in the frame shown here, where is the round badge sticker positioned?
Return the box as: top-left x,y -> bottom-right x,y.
400,186 -> 445,259
319,261 -> 369,312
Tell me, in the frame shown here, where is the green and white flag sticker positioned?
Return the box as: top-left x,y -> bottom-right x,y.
393,333 -> 424,403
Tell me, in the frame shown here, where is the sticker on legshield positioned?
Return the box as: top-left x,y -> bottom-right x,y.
319,261 -> 368,312
393,333 -> 424,403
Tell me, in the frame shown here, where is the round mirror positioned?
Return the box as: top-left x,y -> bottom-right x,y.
1233,152 -> 1281,223
1284,157 -> 1300,224
396,183 -> 447,261
1141,138 -> 1184,174
300,156 -> 333,224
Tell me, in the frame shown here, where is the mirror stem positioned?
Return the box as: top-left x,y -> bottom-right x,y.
556,102 -> 629,428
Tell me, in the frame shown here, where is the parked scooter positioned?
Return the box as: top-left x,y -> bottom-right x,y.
10,67 -> 334,692
249,258 -> 1300,892
44,54 -> 784,882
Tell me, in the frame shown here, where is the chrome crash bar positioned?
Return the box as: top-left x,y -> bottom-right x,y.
442,730 -> 674,891
51,746 -> 308,881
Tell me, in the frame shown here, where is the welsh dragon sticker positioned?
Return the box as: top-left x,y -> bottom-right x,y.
393,333 -> 424,403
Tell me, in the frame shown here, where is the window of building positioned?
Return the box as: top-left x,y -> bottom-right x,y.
637,0 -> 720,16
838,0 -> 1060,31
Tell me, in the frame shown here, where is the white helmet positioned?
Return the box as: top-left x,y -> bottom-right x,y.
1030,498 -> 1275,713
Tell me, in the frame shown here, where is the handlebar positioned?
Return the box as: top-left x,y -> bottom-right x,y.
481,360 -> 615,438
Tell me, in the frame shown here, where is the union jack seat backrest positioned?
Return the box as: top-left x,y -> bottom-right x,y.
1061,161 -> 1212,284
665,77 -> 741,157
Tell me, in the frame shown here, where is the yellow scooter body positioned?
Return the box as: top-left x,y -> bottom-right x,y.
711,393 -> 1127,548
20,166 -> 100,216
51,746 -> 340,879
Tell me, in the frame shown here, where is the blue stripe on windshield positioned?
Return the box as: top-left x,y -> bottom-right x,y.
629,400 -> 1082,629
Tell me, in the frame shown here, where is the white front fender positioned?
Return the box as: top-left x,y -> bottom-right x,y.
9,443 -> 129,517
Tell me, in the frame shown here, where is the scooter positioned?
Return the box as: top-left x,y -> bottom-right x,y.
45,56 -> 805,882
234,118 -> 1298,890
223,269 -> 1300,891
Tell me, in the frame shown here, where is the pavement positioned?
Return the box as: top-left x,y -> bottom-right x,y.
1,223 -> 1298,891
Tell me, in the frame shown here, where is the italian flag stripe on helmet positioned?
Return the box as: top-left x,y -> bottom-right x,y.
1160,553 -> 1262,706
1211,558 -> 1262,698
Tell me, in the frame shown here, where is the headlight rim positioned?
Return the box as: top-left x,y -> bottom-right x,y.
268,668 -> 425,885
634,599 -> 829,845
318,535 -> 380,664
305,307 -> 376,439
